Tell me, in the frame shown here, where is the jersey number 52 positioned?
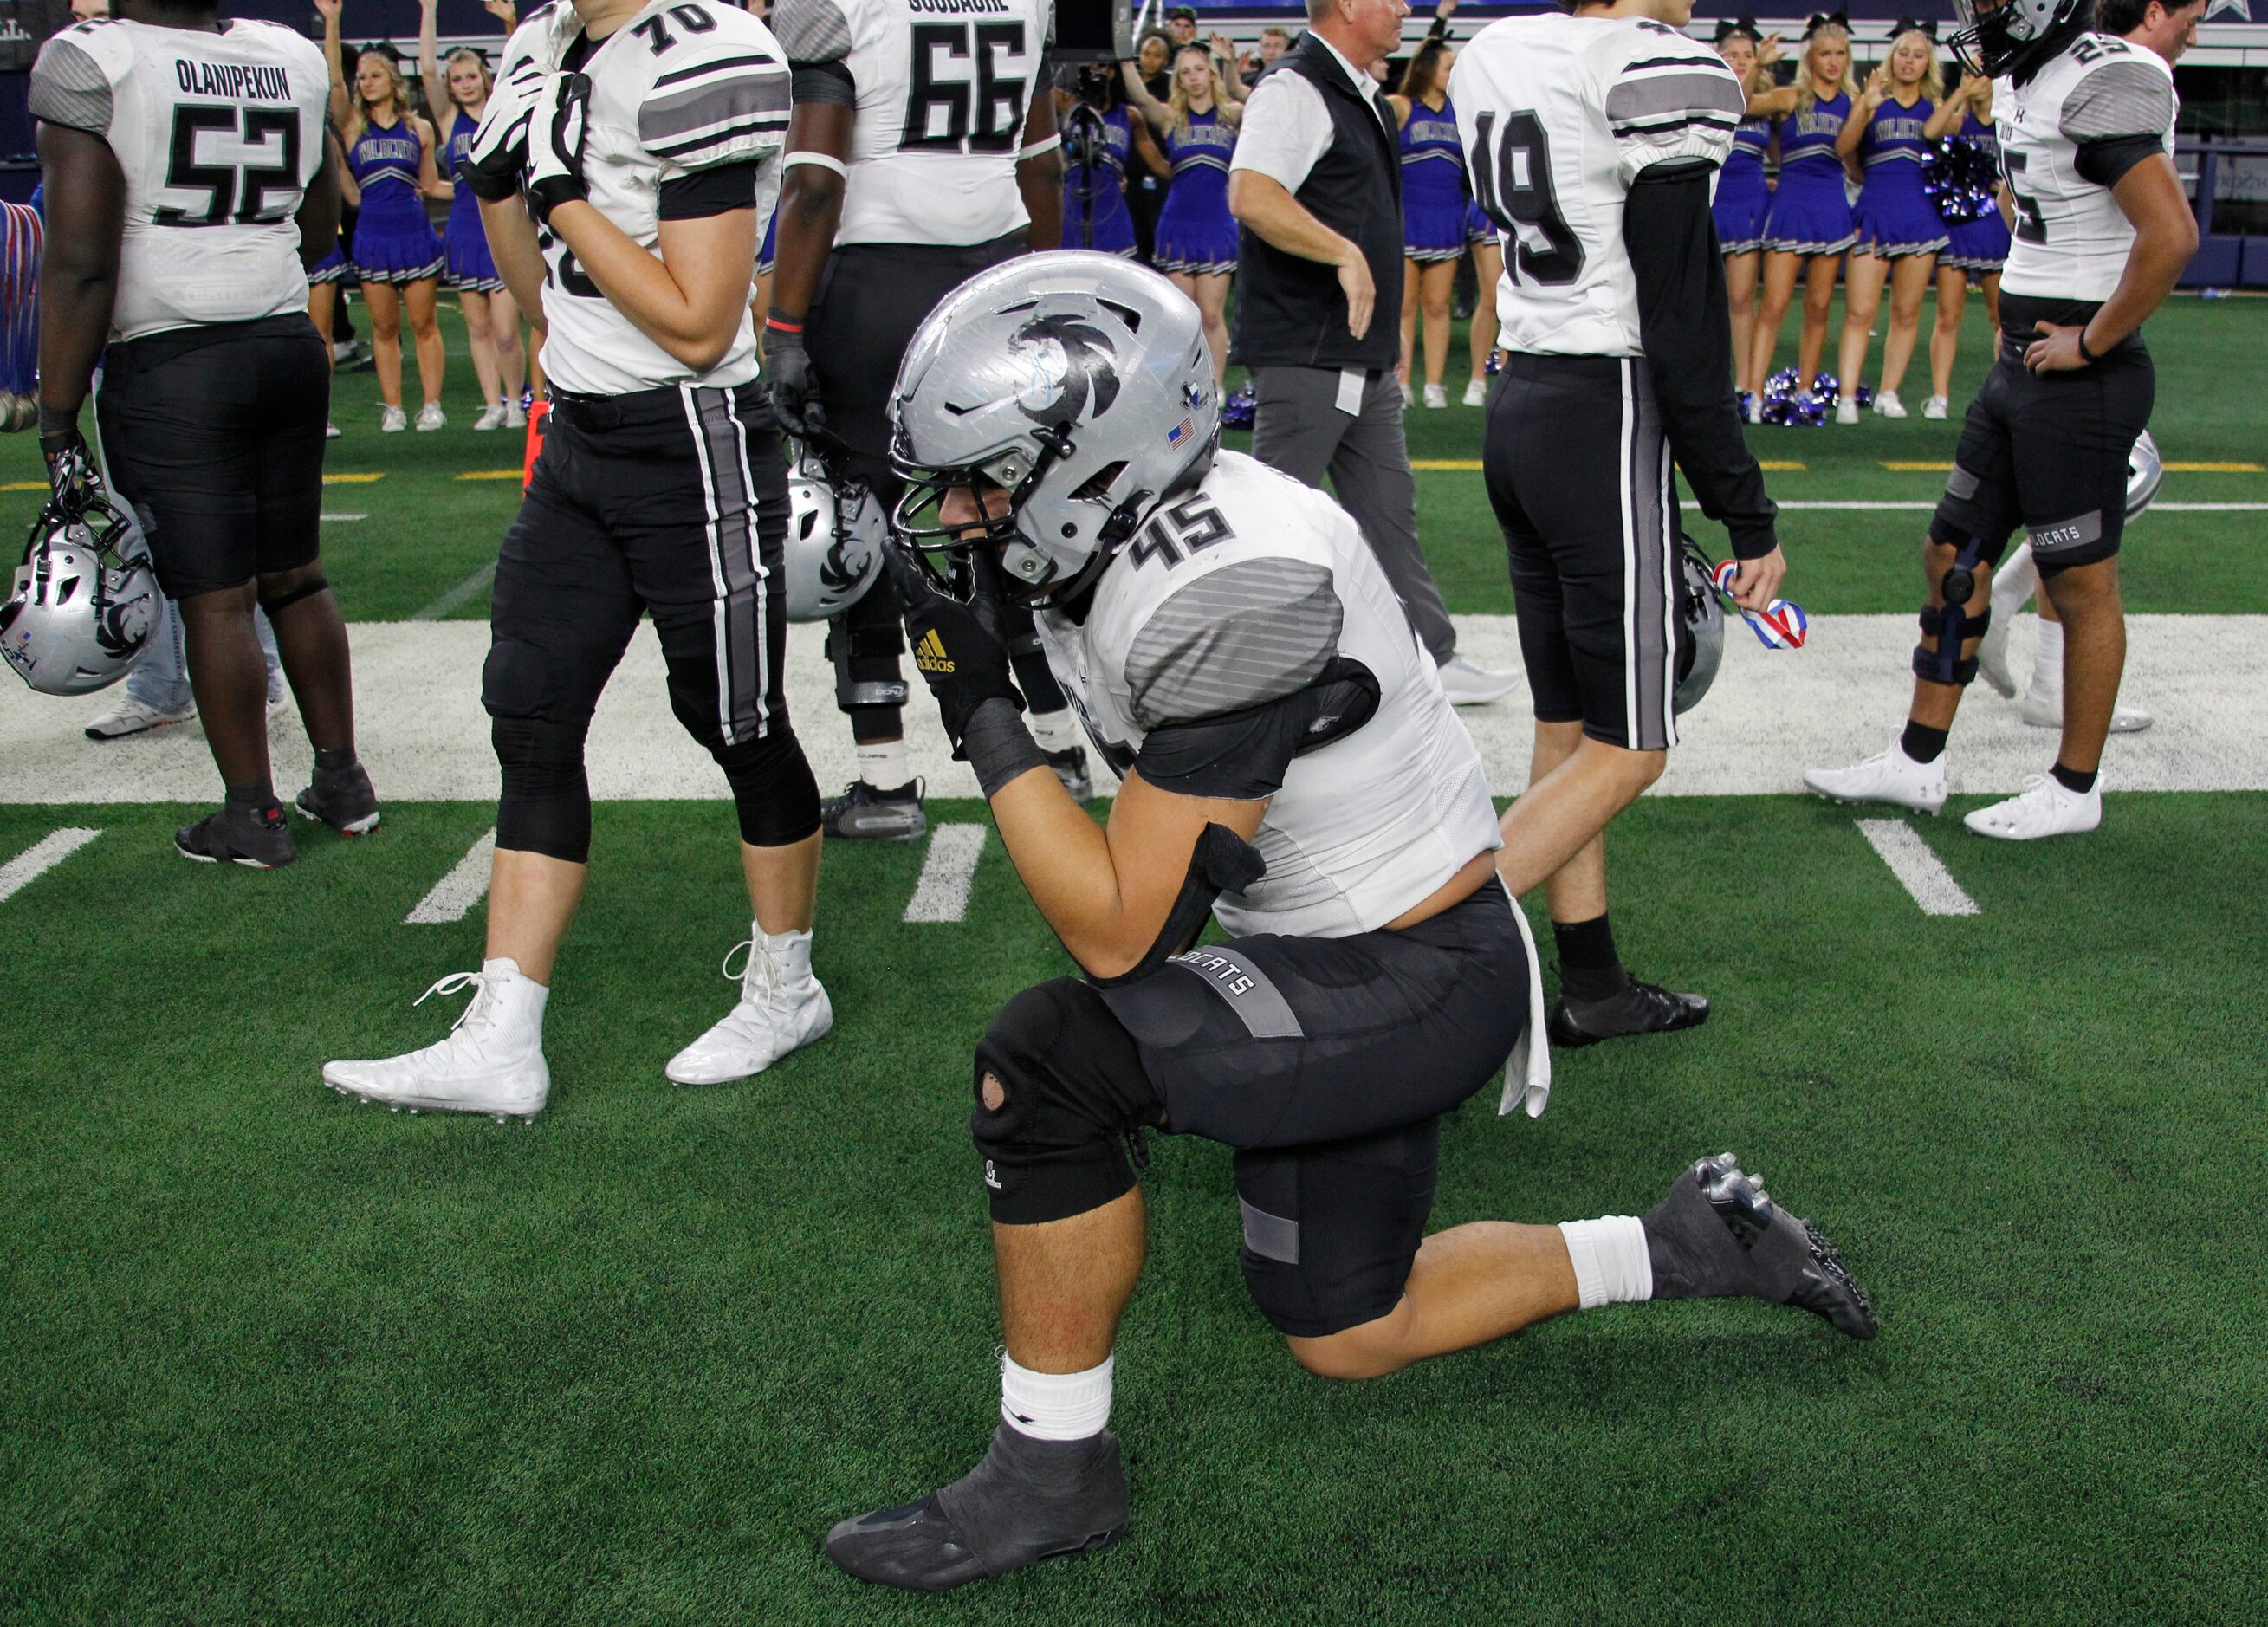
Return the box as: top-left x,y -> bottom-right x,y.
901,22 -> 1029,154
1468,109 -> 1584,286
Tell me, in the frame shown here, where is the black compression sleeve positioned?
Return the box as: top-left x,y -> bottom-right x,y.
657,160 -> 758,219
1133,697 -> 1311,800
791,59 -> 856,105
2075,133 -> 2165,189
1623,161 -> 1779,560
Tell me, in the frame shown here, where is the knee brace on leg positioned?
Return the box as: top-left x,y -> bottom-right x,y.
492,714 -> 593,863
713,727 -> 821,846
826,607 -> 908,729
971,982 -> 1157,1227
1915,536 -> 1993,686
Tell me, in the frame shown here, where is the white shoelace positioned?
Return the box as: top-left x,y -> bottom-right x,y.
413,969 -> 500,1046
719,938 -> 780,1014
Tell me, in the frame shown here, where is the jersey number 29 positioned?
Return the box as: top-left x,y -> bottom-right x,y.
901,22 -> 1028,154
1468,109 -> 1584,286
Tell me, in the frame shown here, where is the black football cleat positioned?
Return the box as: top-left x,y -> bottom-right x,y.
295,761 -> 382,835
826,1424 -> 1128,1592
820,778 -> 927,842
176,800 -> 298,869
1047,745 -> 1093,801
1547,977 -> 1709,1048
1644,1153 -> 1878,1339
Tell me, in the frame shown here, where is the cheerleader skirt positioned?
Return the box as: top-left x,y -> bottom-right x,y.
308,245 -> 348,285
1153,191 -> 1239,276
1941,208 -> 2011,273
442,198 -> 503,292
1403,178 -> 1468,263
351,197 -> 444,285
1851,173 -> 1950,258
1713,161 -> 1770,254
758,211 -> 776,276
1467,198 -> 1495,245
1761,167 -> 1856,256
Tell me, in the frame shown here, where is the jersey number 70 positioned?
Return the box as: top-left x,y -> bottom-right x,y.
1468,109 -> 1585,286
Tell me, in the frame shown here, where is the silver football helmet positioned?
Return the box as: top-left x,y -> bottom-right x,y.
887,250 -> 1218,603
2126,428 -> 2164,522
1950,0 -> 2088,79
2,466 -> 158,697
782,461 -> 885,622
1673,540 -> 1724,716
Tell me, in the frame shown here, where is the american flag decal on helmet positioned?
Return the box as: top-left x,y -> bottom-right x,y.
1167,415 -> 1193,447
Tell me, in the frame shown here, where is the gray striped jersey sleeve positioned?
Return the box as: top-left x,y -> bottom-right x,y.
639,54 -> 794,167
29,37 -> 113,137
2060,58 -> 2175,143
768,0 -> 854,65
1608,41 -> 1741,182
1125,559 -> 1343,727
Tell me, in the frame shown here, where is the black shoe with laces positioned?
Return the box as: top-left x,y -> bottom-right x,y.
176,799 -> 298,869
1644,1153 -> 1879,1339
1546,976 -> 1709,1048
820,778 -> 927,841
1046,745 -> 1092,801
295,762 -> 382,835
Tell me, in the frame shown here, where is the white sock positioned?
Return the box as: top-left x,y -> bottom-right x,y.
1001,1352 -> 1113,1442
1027,707 -> 1082,755
754,924 -> 813,989
1991,541 -> 2038,620
2031,615 -> 2064,699
1558,1215 -> 1653,1310
856,737 -> 909,790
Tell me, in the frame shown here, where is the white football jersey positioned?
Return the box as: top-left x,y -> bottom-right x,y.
1035,451 -> 1502,940
498,0 -> 790,396
1450,13 -> 1744,359
1997,35 -> 2177,303
29,17 -> 328,341
768,0 -> 1051,247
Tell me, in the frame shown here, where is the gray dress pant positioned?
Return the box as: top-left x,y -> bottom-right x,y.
1249,364 -> 1456,663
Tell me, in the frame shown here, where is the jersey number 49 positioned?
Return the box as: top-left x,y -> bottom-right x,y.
1468,109 -> 1584,287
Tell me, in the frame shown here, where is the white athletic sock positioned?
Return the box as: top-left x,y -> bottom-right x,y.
2031,615 -> 2064,700
1027,707 -> 1082,755
753,924 -> 813,990
1001,1352 -> 1113,1442
1558,1215 -> 1653,1310
856,737 -> 910,790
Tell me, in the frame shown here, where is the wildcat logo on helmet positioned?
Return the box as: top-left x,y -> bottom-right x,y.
1009,315 -> 1120,426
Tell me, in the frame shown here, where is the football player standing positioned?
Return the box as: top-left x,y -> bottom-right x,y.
324,0 -> 829,1118
1451,0 -> 1786,1045
763,0 -> 1092,842
32,0 -> 379,867
820,254 -> 1876,1593
1805,0 -> 2197,839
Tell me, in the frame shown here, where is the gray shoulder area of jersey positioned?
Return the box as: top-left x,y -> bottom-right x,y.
2060,55 -> 2174,142
637,35 -> 793,156
28,34 -> 112,137
1125,557 -> 1343,728
767,0 -> 853,64
1604,37 -> 1744,131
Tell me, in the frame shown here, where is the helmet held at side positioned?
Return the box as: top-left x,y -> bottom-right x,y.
2126,428 -> 2163,522
2,474 -> 158,697
1673,538 -> 1725,716
782,459 -> 886,622
886,250 -> 1219,604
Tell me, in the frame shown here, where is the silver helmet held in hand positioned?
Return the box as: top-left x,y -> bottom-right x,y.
1673,538 -> 1724,716
2126,428 -> 2164,522
782,458 -> 886,622
2,470 -> 158,696
886,250 -> 1219,604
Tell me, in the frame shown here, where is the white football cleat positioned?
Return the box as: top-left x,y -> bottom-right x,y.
415,401 -> 447,432
1434,652 -> 1521,706
1921,394 -> 1949,420
323,957 -> 550,1120
1803,736 -> 1950,815
1872,388 -> 1907,419
664,927 -> 833,1086
1834,396 -> 1861,425
1422,383 -> 1448,409
473,404 -> 508,431
2019,684 -> 2154,734
1462,378 -> 1487,407
1964,774 -> 2102,840
84,694 -> 196,741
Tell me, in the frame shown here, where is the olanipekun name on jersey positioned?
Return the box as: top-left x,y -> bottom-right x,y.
906,0 -> 1013,14
174,59 -> 292,101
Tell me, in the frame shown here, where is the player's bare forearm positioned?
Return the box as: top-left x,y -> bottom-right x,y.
768,101 -> 852,321
2090,154 -> 2198,351
479,197 -> 550,332
989,767 -> 1266,980
34,123 -> 124,429
548,202 -> 755,371
1228,172 -> 1350,267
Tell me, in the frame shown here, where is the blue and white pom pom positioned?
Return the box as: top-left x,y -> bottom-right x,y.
1921,134 -> 2000,226
1712,560 -> 1812,649
1221,381 -> 1256,431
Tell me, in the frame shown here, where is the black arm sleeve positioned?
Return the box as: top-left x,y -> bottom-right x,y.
1623,160 -> 1779,560
657,160 -> 758,219
791,58 -> 856,106
2075,133 -> 2165,190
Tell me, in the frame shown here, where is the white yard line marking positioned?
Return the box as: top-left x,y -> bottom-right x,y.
405,828 -> 497,924
410,561 -> 498,622
904,824 -> 985,924
0,826 -> 100,904
321,512 -> 368,522
1855,820 -> 1980,917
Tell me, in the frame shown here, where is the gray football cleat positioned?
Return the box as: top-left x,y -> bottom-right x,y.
820,778 -> 927,842
1644,1153 -> 1878,1339
295,761 -> 383,836
826,1424 -> 1128,1592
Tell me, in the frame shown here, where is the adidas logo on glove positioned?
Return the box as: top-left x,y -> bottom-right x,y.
913,629 -> 955,676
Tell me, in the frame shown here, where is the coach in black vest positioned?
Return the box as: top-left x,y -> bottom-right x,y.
1228,0 -> 1513,703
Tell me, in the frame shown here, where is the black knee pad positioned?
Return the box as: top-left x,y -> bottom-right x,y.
713,726 -> 821,846
971,980 -> 1158,1227
492,715 -> 593,864
826,602 -> 907,726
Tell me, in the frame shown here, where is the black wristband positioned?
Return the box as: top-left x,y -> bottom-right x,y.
2077,327 -> 2103,364
962,696 -> 1049,799
37,404 -> 79,440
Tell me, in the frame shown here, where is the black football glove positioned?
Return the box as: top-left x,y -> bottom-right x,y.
764,322 -> 823,443
885,542 -> 1021,756
39,412 -> 94,514
524,71 -> 593,226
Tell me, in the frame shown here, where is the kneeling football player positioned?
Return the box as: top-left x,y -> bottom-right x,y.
821,254 -> 1879,1592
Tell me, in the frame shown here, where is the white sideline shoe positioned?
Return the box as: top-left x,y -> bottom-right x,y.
84,695 -> 196,740
665,928 -> 833,1086
1462,378 -> 1487,407
1964,775 -> 2102,840
1803,736 -> 1950,815
415,401 -> 447,432
1434,652 -> 1521,706
1835,397 -> 1861,425
1873,388 -> 1907,419
2019,684 -> 2155,734
1921,394 -> 1949,420
1422,383 -> 1448,409
322,957 -> 551,1120
379,405 -> 408,432
505,400 -> 528,430
473,403 -> 508,431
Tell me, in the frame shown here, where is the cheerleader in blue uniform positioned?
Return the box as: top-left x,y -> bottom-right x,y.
1831,22 -> 1948,421
1461,196 -> 1504,407
1123,49 -> 1241,382
419,0 -> 526,431
304,128 -> 354,439
1713,20 -> 1778,418
1748,15 -> 1857,414
320,0 -> 446,432
1389,39 -> 1465,410
1057,81 -> 1144,259
1923,72 -> 2008,419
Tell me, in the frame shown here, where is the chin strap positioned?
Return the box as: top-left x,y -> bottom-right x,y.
1499,880 -> 1552,1119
